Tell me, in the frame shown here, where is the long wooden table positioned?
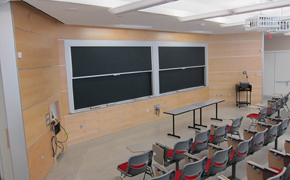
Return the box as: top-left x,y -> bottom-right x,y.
164,99 -> 225,138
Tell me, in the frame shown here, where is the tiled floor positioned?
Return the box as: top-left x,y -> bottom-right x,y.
45,99 -> 290,180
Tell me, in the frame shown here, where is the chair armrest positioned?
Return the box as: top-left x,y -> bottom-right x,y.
227,136 -> 242,141
184,153 -> 199,161
208,143 -> 223,150
247,161 -> 279,174
244,128 -> 256,133
268,117 -> 283,121
153,163 -> 168,174
217,175 -> 230,180
115,176 -> 125,180
156,142 -> 171,151
269,149 -> 285,156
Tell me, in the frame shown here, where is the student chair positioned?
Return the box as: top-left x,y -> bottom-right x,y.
227,117 -> 243,138
275,99 -> 282,118
149,170 -> 175,180
247,161 -> 286,180
268,149 -> 290,174
247,106 -> 268,129
156,138 -> 192,170
243,129 -> 267,155
190,130 -> 210,154
268,117 -> 290,149
117,150 -> 154,180
284,92 -> 290,111
174,157 -> 207,180
257,123 -> 279,146
209,124 -> 228,145
204,145 -> 233,177
227,137 -> 252,180
268,101 -> 278,118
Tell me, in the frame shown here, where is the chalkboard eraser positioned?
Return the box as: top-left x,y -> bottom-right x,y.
150,95 -> 155,98
107,103 -> 116,106
90,105 -> 101,109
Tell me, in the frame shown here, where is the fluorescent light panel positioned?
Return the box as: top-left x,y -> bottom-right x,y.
191,30 -> 213,34
108,0 -> 179,15
284,32 -> 290,35
179,0 -> 290,22
220,22 -> 245,27
114,24 -> 152,29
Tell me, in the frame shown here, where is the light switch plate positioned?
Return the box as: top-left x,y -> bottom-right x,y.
45,113 -> 50,126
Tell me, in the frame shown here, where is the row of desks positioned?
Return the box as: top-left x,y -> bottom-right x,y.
163,99 -> 225,138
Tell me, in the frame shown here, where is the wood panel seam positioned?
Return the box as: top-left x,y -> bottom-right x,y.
23,92 -> 61,111
14,27 -> 58,40
36,159 -> 53,180
209,40 -> 262,43
19,65 -> 63,71
209,71 -> 262,73
27,129 -> 50,149
209,55 -> 262,58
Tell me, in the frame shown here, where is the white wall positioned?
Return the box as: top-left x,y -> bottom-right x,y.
0,3 -> 30,180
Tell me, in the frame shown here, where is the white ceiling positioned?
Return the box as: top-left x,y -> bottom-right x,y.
22,0 -> 290,34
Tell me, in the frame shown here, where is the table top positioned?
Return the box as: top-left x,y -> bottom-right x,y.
164,99 -> 225,116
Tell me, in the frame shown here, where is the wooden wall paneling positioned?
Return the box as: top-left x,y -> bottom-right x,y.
61,91 -> 70,116
23,100 -> 50,149
60,66 -> 67,91
58,40 -> 66,65
15,29 -> 59,69
209,33 -> 263,42
12,2 -> 58,38
19,66 -> 60,110
209,72 -> 262,87
36,159 -> 54,180
208,41 -> 262,58
65,88 -> 209,145
209,56 -> 263,72
57,24 -> 208,42
27,131 -> 53,180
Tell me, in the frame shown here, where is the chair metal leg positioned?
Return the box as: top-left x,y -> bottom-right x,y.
175,162 -> 179,170
143,172 -> 146,180
237,131 -> 241,138
228,163 -> 240,180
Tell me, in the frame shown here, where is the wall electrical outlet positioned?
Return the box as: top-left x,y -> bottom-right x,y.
192,98 -> 194,101
229,94 -> 231,97
162,105 -> 165,108
45,113 -> 50,126
18,52 -> 22,58
216,94 -> 218,97
119,115 -> 122,119
220,94 -> 222,97
147,108 -> 149,112
80,124 -> 83,129
41,155 -> 44,160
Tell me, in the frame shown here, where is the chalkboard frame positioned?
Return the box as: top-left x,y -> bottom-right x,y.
65,40 -> 208,113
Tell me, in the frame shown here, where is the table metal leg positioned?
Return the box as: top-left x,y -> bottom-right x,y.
211,103 -> 223,121
188,110 -> 201,130
167,115 -> 180,138
195,108 -> 207,128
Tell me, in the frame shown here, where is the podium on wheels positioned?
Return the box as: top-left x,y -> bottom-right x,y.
236,82 -> 252,108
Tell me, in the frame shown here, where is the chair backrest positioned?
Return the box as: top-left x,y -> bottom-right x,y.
171,138 -> 192,161
192,130 -> 210,153
212,125 -> 228,144
260,107 -> 269,119
127,150 -> 153,176
231,137 -> 252,163
267,167 -> 286,180
249,129 -> 267,154
276,99 -> 282,111
269,102 -> 278,117
207,146 -> 232,176
179,157 -> 207,180
265,124 -> 279,145
228,117 -> 243,134
150,170 -> 175,180
284,164 -> 290,180
278,118 -> 290,137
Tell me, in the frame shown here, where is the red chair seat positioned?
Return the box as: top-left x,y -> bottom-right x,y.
247,113 -> 259,118
205,158 -> 224,172
191,142 -> 204,149
227,126 -> 231,132
174,169 -> 198,180
117,162 -> 146,172
167,149 -> 185,158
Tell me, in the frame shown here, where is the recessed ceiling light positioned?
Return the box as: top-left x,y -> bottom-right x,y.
114,24 -> 152,29
66,8 -> 78,11
220,22 -> 245,27
191,30 -> 213,34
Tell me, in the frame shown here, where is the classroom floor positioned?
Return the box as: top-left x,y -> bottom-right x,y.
45,98 -> 290,180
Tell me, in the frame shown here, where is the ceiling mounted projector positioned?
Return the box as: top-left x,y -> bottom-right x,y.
109,0 -> 179,15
